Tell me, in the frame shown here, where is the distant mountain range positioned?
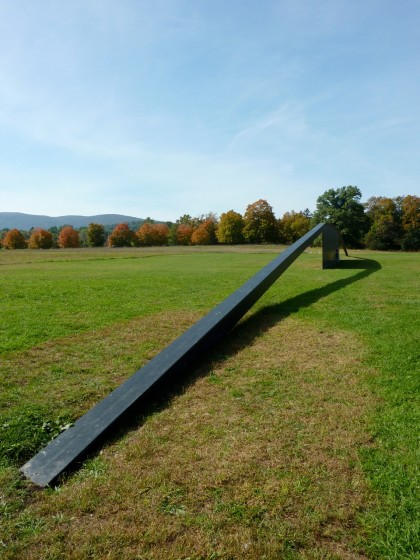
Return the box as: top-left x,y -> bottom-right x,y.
0,212 -> 146,230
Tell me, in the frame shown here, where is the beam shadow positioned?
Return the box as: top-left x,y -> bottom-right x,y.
172,257 -> 381,376
58,257 -> 380,484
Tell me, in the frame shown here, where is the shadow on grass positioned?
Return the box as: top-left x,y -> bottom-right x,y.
250,256 -> 381,318
60,257 -> 381,484
197,257 -> 381,371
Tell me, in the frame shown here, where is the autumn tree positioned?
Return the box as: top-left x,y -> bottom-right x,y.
108,223 -> 136,247
243,199 -> 278,243
175,223 -> 194,245
171,213 -> 217,245
136,222 -> 154,246
216,210 -> 245,244
2,228 -> 27,249
400,195 -> 420,250
191,218 -> 218,245
153,224 -> 170,245
312,186 -> 368,247
136,223 -> 169,246
28,228 -> 54,249
278,210 -> 311,243
364,197 -> 402,250
87,223 -> 106,247
57,226 -> 80,248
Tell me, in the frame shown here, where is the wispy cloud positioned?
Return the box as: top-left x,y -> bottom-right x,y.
229,103 -> 309,150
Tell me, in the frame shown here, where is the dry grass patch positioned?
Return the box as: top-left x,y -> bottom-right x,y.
0,310 -> 200,418
1,311 -> 377,559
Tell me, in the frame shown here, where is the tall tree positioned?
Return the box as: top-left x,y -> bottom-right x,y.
87,223 -> 106,247
58,226 -> 80,248
312,186 -> 368,247
243,199 -> 278,243
216,210 -> 245,244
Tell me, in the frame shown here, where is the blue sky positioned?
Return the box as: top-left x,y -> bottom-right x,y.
0,0 -> 419,221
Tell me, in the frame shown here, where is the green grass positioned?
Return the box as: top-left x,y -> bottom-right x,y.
1,248 -> 274,354
0,246 -> 418,559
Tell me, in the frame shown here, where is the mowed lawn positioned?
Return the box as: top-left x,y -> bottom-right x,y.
0,246 -> 418,559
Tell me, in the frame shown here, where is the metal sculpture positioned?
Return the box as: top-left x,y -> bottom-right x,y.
21,223 -> 346,486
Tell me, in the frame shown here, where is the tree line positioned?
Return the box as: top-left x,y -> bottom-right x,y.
1,187 -> 418,250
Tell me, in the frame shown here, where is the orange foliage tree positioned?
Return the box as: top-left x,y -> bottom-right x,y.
2,229 -> 27,249
136,223 -> 169,246
28,228 -> 54,249
175,223 -> 194,245
108,223 -> 136,247
191,219 -> 218,245
58,226 -> 80,248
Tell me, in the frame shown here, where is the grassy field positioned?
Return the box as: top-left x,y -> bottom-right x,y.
0,246 -> 418,559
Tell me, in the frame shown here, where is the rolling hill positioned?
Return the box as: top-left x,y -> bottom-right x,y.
0,212 -> 145,230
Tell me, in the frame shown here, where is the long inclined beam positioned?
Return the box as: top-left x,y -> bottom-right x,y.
21,223 -> 344,487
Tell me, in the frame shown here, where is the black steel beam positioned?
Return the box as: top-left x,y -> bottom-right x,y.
21,223 -> 345,487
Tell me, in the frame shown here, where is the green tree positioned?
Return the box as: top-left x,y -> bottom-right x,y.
48,226 -> 59,247
78,227 -> 89,247
176,214 -> 195,226
87,223 -> 106,247
312,186 -> 368,247
243,199 -> 278,244
216,210 -> 245,244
